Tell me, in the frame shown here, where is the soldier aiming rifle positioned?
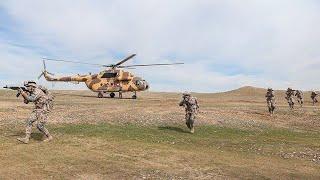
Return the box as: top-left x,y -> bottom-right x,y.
4,81 -> 54,144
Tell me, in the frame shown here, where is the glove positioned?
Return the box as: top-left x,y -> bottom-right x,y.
18,88 -> 23,94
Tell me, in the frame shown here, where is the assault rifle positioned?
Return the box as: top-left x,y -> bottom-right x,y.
3,86 -> 30,97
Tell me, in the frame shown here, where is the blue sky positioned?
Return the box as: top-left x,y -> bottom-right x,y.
0,0 -> 319,92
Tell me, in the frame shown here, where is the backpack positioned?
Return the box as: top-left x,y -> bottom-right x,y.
38,85 -> 55,111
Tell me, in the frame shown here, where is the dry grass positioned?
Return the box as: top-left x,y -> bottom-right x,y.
0,86 -> 319,179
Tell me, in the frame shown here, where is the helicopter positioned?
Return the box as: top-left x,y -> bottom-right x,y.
39,54 -> 183,99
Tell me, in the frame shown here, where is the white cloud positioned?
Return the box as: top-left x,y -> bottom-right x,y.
0,0 -> 319,92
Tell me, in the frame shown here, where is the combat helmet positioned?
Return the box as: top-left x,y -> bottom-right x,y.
182,91 -> 191,97
24,80 -> 37,87
267,88 -> 273,91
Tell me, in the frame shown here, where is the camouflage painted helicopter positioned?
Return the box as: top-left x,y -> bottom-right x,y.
39,54 -> 183,99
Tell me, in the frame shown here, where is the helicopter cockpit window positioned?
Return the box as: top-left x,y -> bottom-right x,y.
101,72 -> 117,78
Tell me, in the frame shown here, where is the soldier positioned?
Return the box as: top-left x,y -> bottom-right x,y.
265,88 -> 276,116
179,92 -> 199,134
311,91 -> 318,106
295,90 -> 303,107
285,88 -> 295,109
17,81 -> 53,144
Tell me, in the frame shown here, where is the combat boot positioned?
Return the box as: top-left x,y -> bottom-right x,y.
43,135 -> 53,142
190,127 -> 195,134
186,122 -> 191,129
17,134 -> 30,144
42,128 -> 53,142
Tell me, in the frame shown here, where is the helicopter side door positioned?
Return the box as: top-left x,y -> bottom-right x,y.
100,72 -> 121,92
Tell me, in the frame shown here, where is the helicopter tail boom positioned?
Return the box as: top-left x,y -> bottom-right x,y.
44,75 -> 89,82
39,60 -> 89,82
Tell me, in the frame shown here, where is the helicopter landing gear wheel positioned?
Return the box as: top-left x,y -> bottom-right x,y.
98,92 -> 103,98
110,92 -> 115,98
132,91 -> 137,99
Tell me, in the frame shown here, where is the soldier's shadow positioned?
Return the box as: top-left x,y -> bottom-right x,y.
158,126 -> 190,134
7,131 -> 25,137
8,132 -> 43,141
30,133 -> 44,141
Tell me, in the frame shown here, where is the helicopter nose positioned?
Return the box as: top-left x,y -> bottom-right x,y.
135,79 -> 149,90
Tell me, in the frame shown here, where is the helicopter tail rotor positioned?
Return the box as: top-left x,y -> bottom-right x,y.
38,60 -> 55,79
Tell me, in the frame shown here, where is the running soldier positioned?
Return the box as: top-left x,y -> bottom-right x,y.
179,92 -> 199,133
295,90 -> 303,107
265,88 -> 276,116
311,91 -> 318,106
17,81 -> 53,144
285,88 -> 295,109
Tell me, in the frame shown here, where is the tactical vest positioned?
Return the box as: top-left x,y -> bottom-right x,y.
37,86 -> 54,111
184,97 -> 198,113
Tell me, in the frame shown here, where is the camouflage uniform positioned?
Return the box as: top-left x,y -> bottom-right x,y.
17,81 -> 52,144
295,90 -> 303,107
311,91 -> 318,106
265,88 -> 276,115
285,88 -> 295,109
179,92 -> 199,133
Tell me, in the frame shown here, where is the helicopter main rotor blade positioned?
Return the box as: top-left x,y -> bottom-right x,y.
118,62 -> 184,68
43,60 -> 47,70
38,72 -> 44,80
42,58 -> 104,66
111,54 -> 136,67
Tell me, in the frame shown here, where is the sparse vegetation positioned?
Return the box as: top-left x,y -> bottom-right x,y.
0,87 -> 319,179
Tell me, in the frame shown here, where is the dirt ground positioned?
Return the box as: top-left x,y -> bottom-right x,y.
0,86 -> 319,179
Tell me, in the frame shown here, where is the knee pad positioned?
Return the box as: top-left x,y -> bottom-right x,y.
36,123 -> 45,131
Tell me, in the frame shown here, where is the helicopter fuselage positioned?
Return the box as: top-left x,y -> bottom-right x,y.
44,69 -> 149,93
41,54 -> 182,98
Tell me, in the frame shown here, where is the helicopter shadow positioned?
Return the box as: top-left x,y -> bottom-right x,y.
53,93 -> 135,99
101,96 -> 135,100
158,126 -> 190,134
53,93 -> 96,98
